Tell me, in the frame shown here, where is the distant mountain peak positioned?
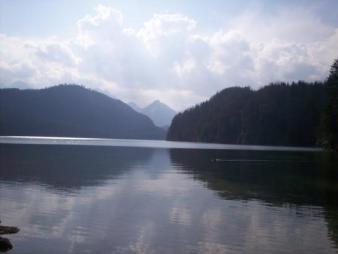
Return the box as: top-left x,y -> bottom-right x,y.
142,101 -> 176,127
146,100 -> 173,110
127,100 -> 176,128
151,99 -> 161,104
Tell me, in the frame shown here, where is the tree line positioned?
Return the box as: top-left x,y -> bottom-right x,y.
168,59 -> 338,150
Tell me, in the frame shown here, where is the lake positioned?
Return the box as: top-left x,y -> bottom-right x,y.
0,137 -> 337,254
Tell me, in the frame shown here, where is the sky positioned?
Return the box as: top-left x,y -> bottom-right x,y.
1,0 -> 338,110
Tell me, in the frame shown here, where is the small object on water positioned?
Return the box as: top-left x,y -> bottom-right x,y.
210,158 -> 221,162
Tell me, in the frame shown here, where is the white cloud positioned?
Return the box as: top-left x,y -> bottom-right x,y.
0,4 -> 337,110
174,57 -> 196,78
137,13 -> 196,57
76,4 -> 124,48
36,43 -> 80,66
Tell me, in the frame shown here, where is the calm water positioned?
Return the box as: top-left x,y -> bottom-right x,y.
0,137 -> 337,254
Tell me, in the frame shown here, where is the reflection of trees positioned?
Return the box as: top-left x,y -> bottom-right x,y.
170,149 -> 338,247
0,144 -> 153,192
326,207 -> 338,249
322,153 -> 338,248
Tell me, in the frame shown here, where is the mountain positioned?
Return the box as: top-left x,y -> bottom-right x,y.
128,102 -> 143,113
129,100 -> 176,127
0,85 -> 165,139
167,82 -> 327,146
142,100 -> 176,127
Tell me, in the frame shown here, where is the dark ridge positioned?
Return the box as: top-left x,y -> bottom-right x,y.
0,84 -> 165,139
167,82 -> 326,147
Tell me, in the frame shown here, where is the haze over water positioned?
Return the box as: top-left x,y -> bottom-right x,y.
0,137 -> 337,254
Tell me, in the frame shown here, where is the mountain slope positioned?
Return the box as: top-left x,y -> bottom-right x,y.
167,82 -> 326,146
128,102 -> 143,113
0,85 -> 165,139
140,100 -> 176,127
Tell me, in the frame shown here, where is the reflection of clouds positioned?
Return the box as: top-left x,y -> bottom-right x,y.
196,241 -> 228,254
0,153 -> 337,254
132,150 -> 196,197
0,178 -> 126,242
0,183 -> 75,239
128,221 -> 155,254
202,208 -> 222,230
68,226 -> 88,254
111,221 -> 156,254
224,202 -> 334,254
170,207 -> 191,226
134,172 -> 194,197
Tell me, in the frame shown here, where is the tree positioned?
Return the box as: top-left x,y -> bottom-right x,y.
322,59 -> 338,151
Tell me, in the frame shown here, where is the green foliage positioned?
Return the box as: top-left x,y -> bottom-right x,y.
322,59 -> 338,150
167,82 -> 326,146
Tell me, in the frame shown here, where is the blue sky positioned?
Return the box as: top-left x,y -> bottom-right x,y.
1,0 -> 338,110
2,0 -> 338,36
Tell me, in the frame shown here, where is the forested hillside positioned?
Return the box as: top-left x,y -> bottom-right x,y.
0,85 -> 165,139
167,81 -> 326,146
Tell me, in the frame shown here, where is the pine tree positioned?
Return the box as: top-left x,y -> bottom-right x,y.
322,59 -> 338,150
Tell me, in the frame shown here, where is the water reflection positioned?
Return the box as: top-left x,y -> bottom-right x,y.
170,149 -> 338,248
0,144 -> 153,192
0,144 -> 337,253
170,149 -> 338,206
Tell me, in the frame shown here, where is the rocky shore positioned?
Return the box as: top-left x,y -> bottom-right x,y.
0,221 -> 19,252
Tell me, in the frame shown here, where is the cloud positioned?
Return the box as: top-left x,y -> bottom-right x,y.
76,4 -> 124,48
36,43 -> 80,66
174,57 -> 196,78
0,4 -> 337,110
137,13 -> 197,57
